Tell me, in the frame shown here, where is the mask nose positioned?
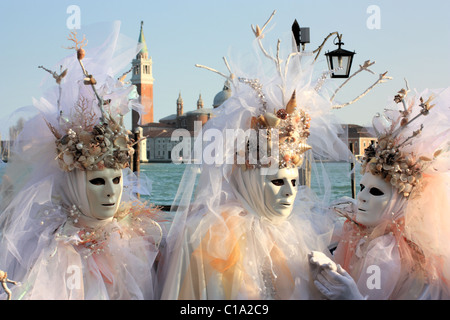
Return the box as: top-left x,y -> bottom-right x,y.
104,180 -> 116,198
282,179 -> 295,197
357,188 -> 368,203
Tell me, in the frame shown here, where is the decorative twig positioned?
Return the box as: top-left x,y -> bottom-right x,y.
391,95 -> 435,138
118,67 -> 133,83
394,80 -> 411,113
195,56 -> 236,82
251,10 -> 276,39
195,63 -> 230,80
397,124 -> 424,148
65,31 -> 88,51
312,31 -> 340,62
38,65 -> 68,118
330,60 -> 376,102
43,116 -> 62,140
251,11 -> 294,103
284,51 -> 303,79
223,57 -> 234,78
402,78 -> 411,110
251,11 -> 282,70
404,78 -> 410,92
255,35 -> 279,66
332,71 -> 392,109
65,30 -> 106,123
38,65 -> 68,84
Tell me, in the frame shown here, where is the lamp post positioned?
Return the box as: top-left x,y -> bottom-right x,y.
292,19 -> 310,52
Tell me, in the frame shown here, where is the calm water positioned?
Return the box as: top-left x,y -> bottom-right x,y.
139,161 -> 362,206
0,161 -> 362,207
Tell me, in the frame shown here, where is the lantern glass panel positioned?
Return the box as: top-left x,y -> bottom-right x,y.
331,55 -> 352,77
326,49 -> 355,78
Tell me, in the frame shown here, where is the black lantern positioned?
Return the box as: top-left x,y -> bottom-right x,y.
325,34 -> 355,78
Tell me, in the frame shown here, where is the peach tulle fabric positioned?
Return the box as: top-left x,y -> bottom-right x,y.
334,172 -> 450,299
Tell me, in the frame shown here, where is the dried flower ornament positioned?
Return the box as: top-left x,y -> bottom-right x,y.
361,85 -> 440,197
41,31 -> 136,172
246,88 -> 312,169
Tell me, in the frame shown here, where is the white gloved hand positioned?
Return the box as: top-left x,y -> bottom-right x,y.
314,264 -> 365,300
308,250 -> 337,280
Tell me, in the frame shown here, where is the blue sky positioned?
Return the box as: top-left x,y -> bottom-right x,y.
0,0 -> 449,133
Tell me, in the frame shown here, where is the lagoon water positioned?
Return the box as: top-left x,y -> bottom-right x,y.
0,161 -> 362,208
139,161 -> 362,207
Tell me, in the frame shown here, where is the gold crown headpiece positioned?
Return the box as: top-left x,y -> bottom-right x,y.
238,78 -> 312,169
42,31 -> 135,172
361,86 -> 438,197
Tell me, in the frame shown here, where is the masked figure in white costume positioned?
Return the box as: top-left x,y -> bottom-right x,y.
309,87 -> 450,299
0,22 -> 162,300
159,13 -> 352,300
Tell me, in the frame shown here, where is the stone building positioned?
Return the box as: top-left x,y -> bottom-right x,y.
141,81 -> 232,162
342,124 -> 377,160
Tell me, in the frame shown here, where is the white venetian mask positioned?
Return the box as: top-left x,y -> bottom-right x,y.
356,171 -> 393,227
263,167 -> 299,221
85,168 -> 123,220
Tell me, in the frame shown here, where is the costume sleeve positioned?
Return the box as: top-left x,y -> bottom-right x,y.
355,234 -> 401,300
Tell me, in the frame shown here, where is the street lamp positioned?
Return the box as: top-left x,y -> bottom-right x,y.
292,21 -> 356,79
325,34 -> 356,78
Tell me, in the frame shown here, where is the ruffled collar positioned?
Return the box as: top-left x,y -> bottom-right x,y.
54,201 -> 163,258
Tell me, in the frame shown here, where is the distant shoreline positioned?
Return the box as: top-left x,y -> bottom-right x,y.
140,159 -> 355,164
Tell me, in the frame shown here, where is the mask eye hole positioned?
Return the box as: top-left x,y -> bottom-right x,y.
113,176 -> 121,184
360,184 -> 365,192
291,179 -> 297,187
271,179 -> 284,186
89,178 -> 105,186
369,187 -> 384,196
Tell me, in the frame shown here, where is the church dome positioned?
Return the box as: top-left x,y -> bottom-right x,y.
213,80 -> 232,108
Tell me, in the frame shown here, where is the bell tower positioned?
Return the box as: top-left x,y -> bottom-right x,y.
131,21 -> 154,130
